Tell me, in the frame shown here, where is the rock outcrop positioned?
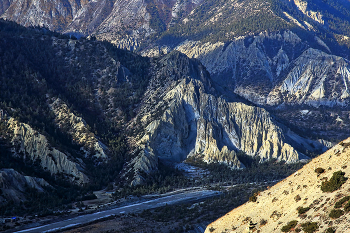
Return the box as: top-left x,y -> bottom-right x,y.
49,98 -> 108,159
205,137 -> 350,233
3,118 -> 89,185
172,31 -> 350,141
126,52 -> 326,185
0,168 -> 50,204
268,48 -> 350,107
175,30 -> 350,107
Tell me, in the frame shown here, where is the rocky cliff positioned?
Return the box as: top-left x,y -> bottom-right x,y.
125,52 -> 326,185
2,117 -> 89,185
49,98 -> 108,159
205,137 -> 350,233
0,168 -> 50,204
175,31 -> 350,108
172,30 -> 350,141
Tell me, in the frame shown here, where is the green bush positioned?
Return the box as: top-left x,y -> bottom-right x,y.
325,227 -> 336,233
301,222 -> 318,233
249,192 -> 259,202
344,201 -> 350,212
297,206 -> 310,215
321,171 -> 347,192
329,209 -> 344,219
260,219 -> 267,226
249,195 -> 257,202
281,220 -> 298,232
315,167 -> 325,174
334,196 -> 350,208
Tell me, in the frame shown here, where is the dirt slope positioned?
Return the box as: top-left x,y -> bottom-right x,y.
205,138 -> 350,233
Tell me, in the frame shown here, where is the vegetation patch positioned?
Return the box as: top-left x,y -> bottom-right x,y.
315,167 -> 325,175
344,201 -> 350,212
325,227 -> 336,233
260,219 -> 267,226
334,196 -> 350,208
301,222 -> 318,233
321,171 -> 347,192
249,192 -> 259,202
329,209 -> 344,219
281,220 -> 298,232
297,206 -> 310,215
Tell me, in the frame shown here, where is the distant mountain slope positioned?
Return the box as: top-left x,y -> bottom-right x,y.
205,137 -> 350,233
0,0 -> 204,49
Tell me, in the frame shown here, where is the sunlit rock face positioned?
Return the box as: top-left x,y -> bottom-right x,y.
3,117 -> 89,185
49,97 -> 108,159
175,31 -> 350,108
125,51 -> 325,185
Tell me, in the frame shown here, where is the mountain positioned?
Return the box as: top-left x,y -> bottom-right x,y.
145,0 -> 350,142
0,19 -> 328,213
0,0 -> 203,49
0,19 -> 151,214
205,138 -> 350,233
2,0 -> 350,218
124,51 -> 326,185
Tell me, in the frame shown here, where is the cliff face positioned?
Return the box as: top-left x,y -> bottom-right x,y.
140,78 -> 319,163
175,31 -> 350,107
49,98 -> 108,159
205,138 -> 350,233
171,31 -> 350,141
125,52 -> 326,185
0,168 -> 50,204
3,117 -> 89,185
268,48 -> 350,107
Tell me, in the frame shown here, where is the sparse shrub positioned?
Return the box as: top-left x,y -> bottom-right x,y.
249,192 -> 259,202
294,195 -> 301,202
260,219 -> 267,226
301,222 -> 318,233
329,209 -> 344,219
315,167 -> 325,175
344,201 -> 350,212
325,227 -> 335,233
209,227 -> 215,232
321,171 -> 347,192
281,220 -> 298,232
298,206 -> 310,215
249,195 -> 257,202
334,196 -> 350,208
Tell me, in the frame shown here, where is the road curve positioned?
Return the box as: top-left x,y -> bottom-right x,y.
16,189 -> 220,233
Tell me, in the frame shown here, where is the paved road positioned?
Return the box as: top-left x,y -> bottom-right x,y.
16,189 -> 220,233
